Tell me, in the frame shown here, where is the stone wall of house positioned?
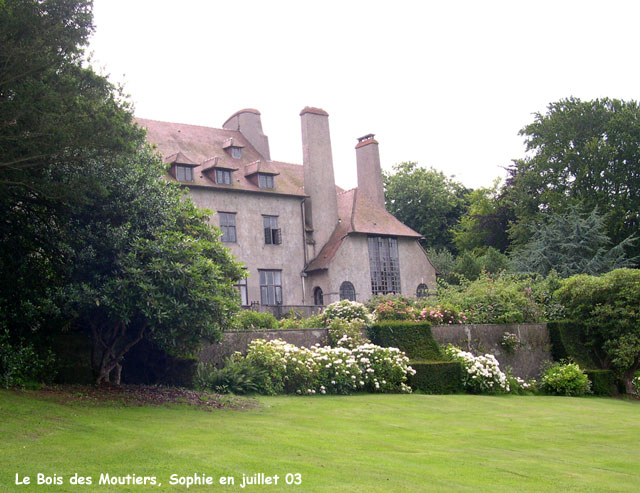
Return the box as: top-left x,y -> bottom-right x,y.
199,324 -> 550,379
188,187 -> 306,306
430,323 -> 551,380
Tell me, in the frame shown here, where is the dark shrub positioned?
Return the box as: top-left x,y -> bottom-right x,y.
586,370 -> 618,396
409,361 -> 464,394
367,321 -> 441,360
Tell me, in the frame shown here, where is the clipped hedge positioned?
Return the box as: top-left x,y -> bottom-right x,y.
586,369 -> 618,396
367,321 -> 441,360
547,320 -> 598,369
409,361 -> 464,394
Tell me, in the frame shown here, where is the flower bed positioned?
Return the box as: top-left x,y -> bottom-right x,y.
244,339 -> 415,395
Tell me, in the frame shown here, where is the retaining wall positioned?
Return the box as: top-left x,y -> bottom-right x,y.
199,323 -> 551,379
431,323 -> 551,379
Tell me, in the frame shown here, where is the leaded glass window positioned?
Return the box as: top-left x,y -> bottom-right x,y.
368,236 -> 401,295
339,281 -> 356,301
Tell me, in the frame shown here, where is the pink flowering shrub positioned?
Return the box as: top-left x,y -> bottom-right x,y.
375,300 -> 467,325
373,300 -> 418,321
415,305 -> 467,325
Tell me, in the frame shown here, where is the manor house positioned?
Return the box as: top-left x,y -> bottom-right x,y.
138,107 -> 436,310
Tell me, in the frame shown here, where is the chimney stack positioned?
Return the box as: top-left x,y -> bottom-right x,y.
223,108 -> 271,160
356,134 -> 385,208
300,107 -> 339,251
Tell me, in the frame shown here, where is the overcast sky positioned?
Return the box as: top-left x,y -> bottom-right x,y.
89,0 -> 640,191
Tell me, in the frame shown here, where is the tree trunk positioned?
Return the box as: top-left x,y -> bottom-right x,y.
92,321 -> 147,385
622,359 -> 639,395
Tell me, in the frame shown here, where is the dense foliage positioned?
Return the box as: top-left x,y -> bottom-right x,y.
0,0 -> 244,385
505,98 -> 640,261
510,206 -> 636,276
554,268 -> 640,392
540,362 -> 591,396
384,162 -> 469,251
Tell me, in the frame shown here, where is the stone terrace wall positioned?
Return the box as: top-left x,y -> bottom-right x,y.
199,329 -> 328,368
431,323 -> 551,380
200,324 -> 551,379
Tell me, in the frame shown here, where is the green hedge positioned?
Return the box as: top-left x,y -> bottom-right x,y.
367,321 -> 441,360
409,361 -> 464,394
547,320 -> 598,369
585,369 -> 618,396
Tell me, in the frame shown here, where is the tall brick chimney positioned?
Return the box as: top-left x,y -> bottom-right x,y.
355,134 -> 385,208
300,107 -> 339,251
223,108 -> 271,160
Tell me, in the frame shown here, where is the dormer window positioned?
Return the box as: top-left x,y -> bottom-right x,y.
176,165 -> 194,182
258,173 -> 274,189
223,137 -> 244,159
215,169 -> 232,185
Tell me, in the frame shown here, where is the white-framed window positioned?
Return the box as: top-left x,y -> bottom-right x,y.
219,212 -> 236,243
176,165 -> 193,182
263,215 -> 281,245
231,147 -> 242,159
259,270 -> 282,306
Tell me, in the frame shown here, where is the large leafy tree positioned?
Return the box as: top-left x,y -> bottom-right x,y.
384,162 -> 469,251
504,97 -> 640,262
57,149 -> 243,384
452,179 -> 511,253
0,0 -> 141,183
0,0 -> 244,384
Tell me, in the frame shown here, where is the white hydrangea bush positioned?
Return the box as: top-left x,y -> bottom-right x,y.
321,300 -> 374,326
245,338 -> 414,395
445,345 -> 510,393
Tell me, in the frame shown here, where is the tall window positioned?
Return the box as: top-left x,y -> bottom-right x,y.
235,277 -> 248,306
263,215 -> 281,245
368,236 -> 401,295
313,287 -> 324,306
259,270 -> 282,305
176,165 -> 193,182
219,212 -> 236,243
215,169 -> 232,185
339,281 -> 356,301
258,173 -> 274,189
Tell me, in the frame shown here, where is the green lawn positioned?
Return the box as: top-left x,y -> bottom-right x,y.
0,391 -> 638,492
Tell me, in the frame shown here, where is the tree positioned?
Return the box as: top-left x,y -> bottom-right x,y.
0,0 -> 245,384
384,162 -> 469,251
56,149 -> 244,384
452,179 -> 511,253
504,97 -> 640,262
510,205 -> 636,277
0,0 -> 142,184
555,269 -> 640,393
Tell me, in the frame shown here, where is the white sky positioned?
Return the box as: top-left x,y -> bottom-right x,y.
89,0 -> 640,190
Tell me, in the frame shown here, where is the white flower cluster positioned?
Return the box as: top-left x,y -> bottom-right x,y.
446,346 -> 510,393
322,300 -> 374,325
246,338 -> 414,395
